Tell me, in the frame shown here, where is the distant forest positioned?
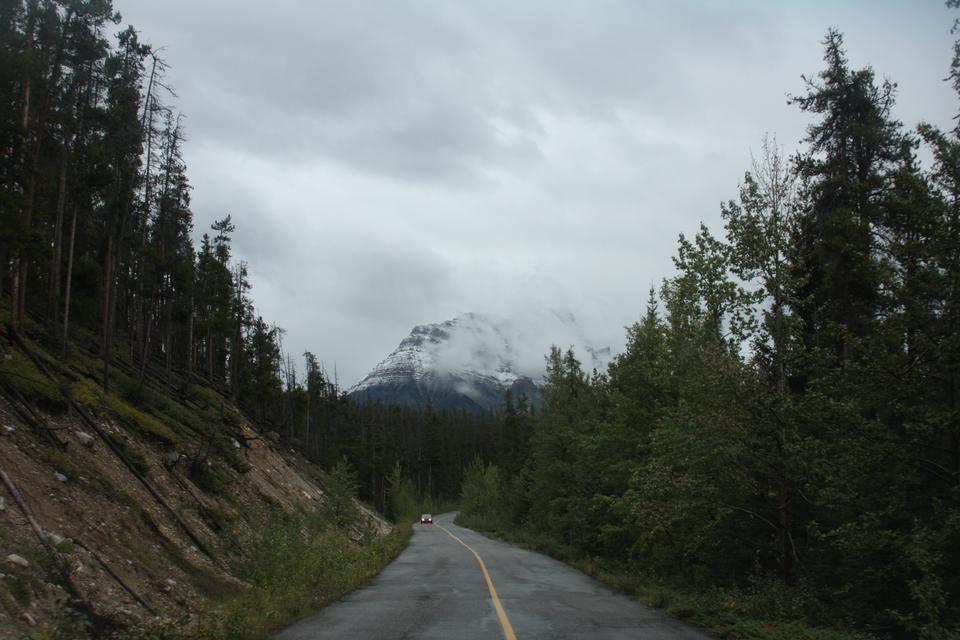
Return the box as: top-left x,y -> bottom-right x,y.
2,2 -> 960,638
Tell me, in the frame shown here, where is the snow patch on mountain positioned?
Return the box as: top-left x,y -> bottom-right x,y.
348,311 -> 611,410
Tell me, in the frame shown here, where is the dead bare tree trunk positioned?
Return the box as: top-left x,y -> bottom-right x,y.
9,259 -> 19,334
164,285 -> 173,373
48,145 -> 69,331
59,74 -> 100,358
101,233 -> 114,391
186,294 -> 194,375
61,204 -> 77,358
17,152 -> 38,328
137,299 -> 152,391
206,325 -> 213,381
133,58 -> 158,371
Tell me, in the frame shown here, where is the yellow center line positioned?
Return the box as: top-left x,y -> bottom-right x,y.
436,522 -> 518,640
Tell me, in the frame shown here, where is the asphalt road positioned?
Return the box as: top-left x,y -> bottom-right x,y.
275,512 -> 712,640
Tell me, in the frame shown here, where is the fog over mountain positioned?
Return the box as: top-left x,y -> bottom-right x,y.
349,311 -> 611,411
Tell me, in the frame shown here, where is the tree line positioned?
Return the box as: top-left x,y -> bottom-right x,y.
459,26 -> 960,639
286,391 -> 511,513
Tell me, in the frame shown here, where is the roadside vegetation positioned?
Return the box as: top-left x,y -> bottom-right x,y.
457,23 -> 960,640
118,512 -> 410,640
114,460 -> 442,640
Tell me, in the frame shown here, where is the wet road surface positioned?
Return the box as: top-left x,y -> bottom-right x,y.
275,512 -> 712,639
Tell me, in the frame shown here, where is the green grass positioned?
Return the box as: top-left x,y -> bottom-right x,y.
103,392 -> 183,446
150,394 -> 206,438
69,371 -> 184,448
71,377 -> 104,407
0,352 -> 68,413
184,384 -> 242,426
118,510 -> 409,640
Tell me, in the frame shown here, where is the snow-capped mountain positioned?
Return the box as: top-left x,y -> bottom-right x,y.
347,311 -> 611,412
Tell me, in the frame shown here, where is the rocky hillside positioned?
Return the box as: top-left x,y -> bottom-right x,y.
348,311 -> 611,412
0,326 -> 391,639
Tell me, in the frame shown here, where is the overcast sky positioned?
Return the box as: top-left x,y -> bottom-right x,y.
114,0 -> 956,387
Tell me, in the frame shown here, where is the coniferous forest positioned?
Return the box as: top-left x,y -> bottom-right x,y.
1,1 -> 960,638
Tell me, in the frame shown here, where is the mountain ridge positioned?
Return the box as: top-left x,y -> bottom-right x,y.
348,311 -> 611,412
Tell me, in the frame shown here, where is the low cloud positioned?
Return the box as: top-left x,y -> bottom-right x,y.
115,0 -> 956,387
430,310 -> 613,382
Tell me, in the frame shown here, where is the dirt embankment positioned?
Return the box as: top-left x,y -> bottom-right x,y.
0,336 -> 389,639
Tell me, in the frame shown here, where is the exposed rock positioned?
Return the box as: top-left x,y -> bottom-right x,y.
6,554 -> 29,568
266,431 -> 280,443
20,612 -> 36,626
75,431 -> 95,447
45,531 -> 65,546
54,472 -> 67,482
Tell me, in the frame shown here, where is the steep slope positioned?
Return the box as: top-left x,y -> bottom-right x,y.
348,312 -> 611,412
0,328 -> 391,638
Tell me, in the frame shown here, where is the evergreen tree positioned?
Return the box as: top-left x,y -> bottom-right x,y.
324,456 -> 359,528
790,29 -> 903,359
